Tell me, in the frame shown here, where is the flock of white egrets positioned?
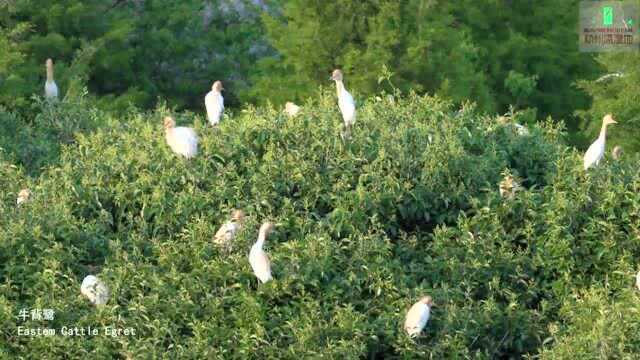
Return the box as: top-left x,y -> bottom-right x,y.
14,58 -> 631,339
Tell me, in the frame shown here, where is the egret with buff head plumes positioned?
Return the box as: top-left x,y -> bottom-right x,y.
249,222 -> 275,283
163,116 -> 198,159
584,114 -> 617,170
214,209 -> 245,250
205,81 -> 224,126
44,58 -> 58,99
330,69 -> 356,136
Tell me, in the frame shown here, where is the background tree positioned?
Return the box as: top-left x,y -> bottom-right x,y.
576,52 -> 640,153
252,0 -> 494,111
0,0 -> 268,113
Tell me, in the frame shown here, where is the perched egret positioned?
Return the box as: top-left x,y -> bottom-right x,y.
636,271 -> 640,291
499,174 -> 522,199
164,116 -> 198,159
44,58 -> 58,99
584,114 -> 617,170
80,275 -> 110,305
249,222 -> 274,283
612,145 -> 622,160
205,81 -> 224,126
330,69 -> 356,130
214,209 -> 245,250
404,296 -> 433,338
284,102 -> 301,117
16,189 -> 30,206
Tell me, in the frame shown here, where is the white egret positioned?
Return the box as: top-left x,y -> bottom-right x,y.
584,114 -> 617,170
80,275 -> 110,306
249,222 -> 274,283
214,209 -> 245,250
164,116 -> 198,159
205,81 -> 224,126
404,296 -> 433,338
44,58 -> 58,99
330,69 -> 356,129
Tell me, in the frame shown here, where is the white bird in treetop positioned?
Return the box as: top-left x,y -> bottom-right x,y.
249,222 -> 275,284
330,69 -> 356,129
284,102 -> 301,117
636,271 -> 640,291
164,116 -> 198,159
584,114 -> 617,170
205,80 -> 224,126
404,295 -> 433,338
44,58 -> 58,99
214,209 -> 245,250
612,145 -> 622,160
16,188 -> 30,206
80,275 -> 110,306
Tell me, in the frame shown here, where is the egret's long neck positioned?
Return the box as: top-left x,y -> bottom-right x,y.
599,122 -> 609,142
256,230 -> 268,248
335,80 -> 345,97
46,63 -> 54,82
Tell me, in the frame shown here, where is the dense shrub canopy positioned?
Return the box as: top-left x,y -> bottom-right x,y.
1,0 -> 638,151
1,94 -> 639,358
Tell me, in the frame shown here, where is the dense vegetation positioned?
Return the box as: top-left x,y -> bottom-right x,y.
2,93 -> 639,358
1,0 -> 639,150
1,0 -> 639,357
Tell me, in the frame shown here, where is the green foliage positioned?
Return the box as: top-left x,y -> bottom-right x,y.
3,94 -> 638,357
254,1 -> 494,111
575,51 -> 640,153
451,0 -> 599,123
0,0 -> 267,113
0,90 -> 105,175
541,287 -> 640,359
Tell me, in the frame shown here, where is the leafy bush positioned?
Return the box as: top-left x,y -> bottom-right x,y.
0,91 -> 106,175
1,93 -> 639,358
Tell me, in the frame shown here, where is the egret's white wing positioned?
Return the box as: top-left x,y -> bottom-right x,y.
249,249 -> 272,283
404,303 -> 430,337
584,138 -> 604,170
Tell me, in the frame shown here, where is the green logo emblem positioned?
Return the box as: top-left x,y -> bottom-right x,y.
603,6 -> 614,26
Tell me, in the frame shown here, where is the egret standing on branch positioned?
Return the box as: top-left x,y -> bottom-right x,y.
214,209 -> 245,250
330,69 -> 356,136
205,81 -> 224,126
44,58 -> 58,99
584,114 -> 617,170
163,116 -> 198,159
404,295 -> 433,338
249,222 -> 275,284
